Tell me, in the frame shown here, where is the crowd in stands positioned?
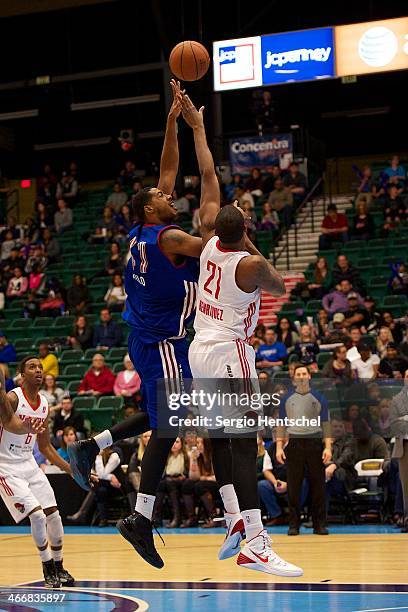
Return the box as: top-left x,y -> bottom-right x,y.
0,154 -> 407,531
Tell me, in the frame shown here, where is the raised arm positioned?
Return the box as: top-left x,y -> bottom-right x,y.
181,95 -> 220,242
235,234 -> 286,297
157,80 -> 183,195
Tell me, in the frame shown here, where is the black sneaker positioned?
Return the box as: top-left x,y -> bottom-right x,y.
55,560 -> 75,586
117,511 -> 164,569
313,527 -> 329,535
68,439 -> 99,491
43,560 -> 61,589
288,526 -> 299,536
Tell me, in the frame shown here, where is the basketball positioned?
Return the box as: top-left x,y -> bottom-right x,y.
169,40 -> 210,81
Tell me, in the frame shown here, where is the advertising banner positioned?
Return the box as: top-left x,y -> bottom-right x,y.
335,17 -> 408,77
261,27 -> 335,84
213,36 -> 263,91
229,134 -> 293,174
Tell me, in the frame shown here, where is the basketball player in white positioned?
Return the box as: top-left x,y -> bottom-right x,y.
0,356 -> 75,588
182,94 -> 302,577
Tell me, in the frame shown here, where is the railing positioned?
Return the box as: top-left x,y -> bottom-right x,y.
271,176 -> 325,270
6,188 -> 19,220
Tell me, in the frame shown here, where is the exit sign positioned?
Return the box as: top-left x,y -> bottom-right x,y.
341,75 -> 357,84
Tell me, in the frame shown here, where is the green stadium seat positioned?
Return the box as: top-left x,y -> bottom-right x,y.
13,338 -> 34,351
96,396 -> 124,412
89,408 -> 114,431
59,349 -> 83,364
73,396 -> 96,410
112,362 -> 123,374
317,352 -> 332,369
84,348 -> 108,360
10,318 -> 33,330
381,295 -> 407,307
107,347 -> 127,361
32,317 -> 55,329
63,363 -> 88,377
281,301 -> 303,312
0,320 -> 13,330
55,316 -> 75,328
66,380 -> 82,395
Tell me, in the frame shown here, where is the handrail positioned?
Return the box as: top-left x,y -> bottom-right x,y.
272,176 -> 323,269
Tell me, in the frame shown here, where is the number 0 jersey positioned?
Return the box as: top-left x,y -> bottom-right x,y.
194,235 -> 261,344
123,224 -> 198,344
0,387 -> 48,463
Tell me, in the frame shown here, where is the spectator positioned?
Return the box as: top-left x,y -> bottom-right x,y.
378,399 -> 392,439
351,342 -> 380,381
384,155 -> 406,186
390,262 -> 408,296
1,247 -> 24,278
191,208 -> 201,236
128,431 -> 151,503
259,202 -> 279,232
56,171 -> 79,205
67,314 -> 93,350
325,417 -> 357,503
0,332 -> 17,364
0,363 -> 15,392
353,418 -> 390,461
93,308 -> 123,349
114,204 -> 133,239
57,426 -> 77,462
6,266 -> 28,298
23,291 -> 40,319
293,324 -> 320,371
344,403 -> 364,434
181,437 -> 219,529
267,177 -> 293,227
225,173 -> 243,201
261,165 -> 281,195
368,403 -> 384,436
79,353 -> 115,396
106,182 -> 128,213
316,309 -> 329,339
41,374 -> 65,412
255,328 -> 287,372
53,396 -> 86,439
1,215 -> 22,241
24,217 -> 40,243
355,165 -> 375,207
120,160 -> 138,188
25,246 -> 47,274
389,370 -> 408,532
319,204 -> 348,251
282,162 -> 307,205
39,342 -> 59,378
244,167 -> 263,195
104,274 -> 127,312
93,448 -> 129,527
364,295 -> 381,334
378,343 -> 408,378
258,438 -> 288,525
240,200 -> 257,241
376,326 -> 395,358
41,228 -> 60,263
0,230 -> 16,261
153,437 -> 188,528
352,200 -> 375,240
66,274 -> 90,315
113,353 -> 141,401
54,199 -> 73,233
234,185 -> 255,209
99,206 -> 117,239
183,175 -> 201,208
332,254 -> 363,292
343,292 -> 370,330
308,256 -> 332,299
322,345 -> 353,386
276,365 -> 332,535
36,164 -> 57,203
324,313 -> 349,345
39,289 -> 65,317
105,242 -> 124,276
276,317 -> 299,353
382,185 -> 406,235
318,281 -> 360,317
381,311 -> 405,345
35,201 -> 53,229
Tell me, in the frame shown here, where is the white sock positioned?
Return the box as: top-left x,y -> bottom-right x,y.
136,492 -> 156,520
219,484 -> 240,515
29,510 -> 52,562
46,511 -> 64,562
94,430 -> 113,450
241,508 -> 263,542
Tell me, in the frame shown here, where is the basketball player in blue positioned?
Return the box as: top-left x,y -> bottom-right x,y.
69,83 -> 220,567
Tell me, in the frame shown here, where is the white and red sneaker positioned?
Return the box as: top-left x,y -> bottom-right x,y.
237,530 -> 303,577
218,513 -> 245,560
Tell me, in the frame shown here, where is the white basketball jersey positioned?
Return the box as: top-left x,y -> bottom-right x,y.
194,235 -> 261,343
0,387 -> 48,463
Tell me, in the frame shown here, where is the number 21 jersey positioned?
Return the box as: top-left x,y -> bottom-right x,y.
194,235 -> 260,344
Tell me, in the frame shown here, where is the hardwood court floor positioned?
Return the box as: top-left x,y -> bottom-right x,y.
1,529 -> 407,586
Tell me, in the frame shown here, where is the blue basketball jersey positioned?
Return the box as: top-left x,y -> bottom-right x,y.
123,224 -> 198,344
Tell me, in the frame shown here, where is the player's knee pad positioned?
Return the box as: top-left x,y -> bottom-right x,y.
45,510 -> 64,547
29,510 -> 48,548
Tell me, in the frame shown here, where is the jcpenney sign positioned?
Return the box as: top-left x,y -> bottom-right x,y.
229,135 -> 293,174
